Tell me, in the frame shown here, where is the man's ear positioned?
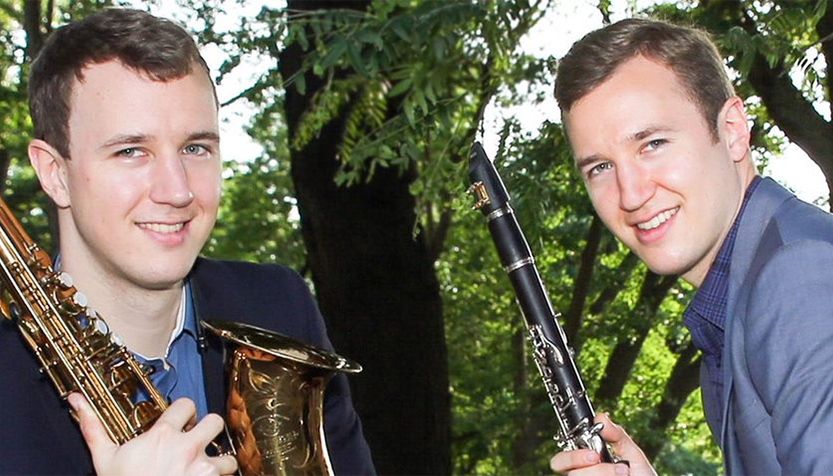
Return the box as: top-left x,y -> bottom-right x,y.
28,139 -> 71,208
720,96 -> 752,163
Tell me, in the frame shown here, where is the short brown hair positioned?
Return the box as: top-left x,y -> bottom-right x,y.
28,8 -> 215,158
554,18 -> 734,139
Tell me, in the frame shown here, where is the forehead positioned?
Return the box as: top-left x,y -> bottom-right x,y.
70,60 -> 215,101
564,56 -> 704,156
67,60 -> 218,140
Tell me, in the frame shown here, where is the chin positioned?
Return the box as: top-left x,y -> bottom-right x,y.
134,265 -> 194,290
640,255 -> 692,278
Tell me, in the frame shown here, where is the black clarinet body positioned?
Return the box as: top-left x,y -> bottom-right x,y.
468,142 -> 614,462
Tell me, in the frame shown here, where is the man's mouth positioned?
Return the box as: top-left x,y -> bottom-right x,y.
138,222 -> 186,233
636,208 -> 678,231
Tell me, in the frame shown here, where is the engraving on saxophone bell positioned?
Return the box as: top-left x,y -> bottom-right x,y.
203,319 -> 363,476
227,346 -> 325,475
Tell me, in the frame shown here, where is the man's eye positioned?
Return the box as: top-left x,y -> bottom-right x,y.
117,148 -> 139,158
644,139 -> 666,151
183,144 -> 209,156
589,162 -> 613,177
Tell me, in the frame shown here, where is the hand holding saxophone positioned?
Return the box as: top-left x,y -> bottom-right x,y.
68,394 -> 238,476
550,414 -> 655,476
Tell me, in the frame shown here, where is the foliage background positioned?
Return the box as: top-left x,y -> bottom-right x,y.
1,0 -> 831,475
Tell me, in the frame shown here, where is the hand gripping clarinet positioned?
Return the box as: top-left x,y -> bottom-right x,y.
468,142 -> 616,462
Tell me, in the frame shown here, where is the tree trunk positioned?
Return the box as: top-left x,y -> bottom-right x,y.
280,2 -> 451,474
594,273 -> 677,406
563,215 -> 603,350
0,149 -> 9,195
642,341 -> 702,460
23,0 -> 43,61
588,252 -> 639,316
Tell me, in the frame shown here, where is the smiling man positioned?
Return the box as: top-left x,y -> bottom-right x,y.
550,18 -> 833,476
0,8 -> 375,475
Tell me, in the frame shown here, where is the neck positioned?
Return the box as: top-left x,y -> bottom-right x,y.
682,169 -> 759,288
59,254 -> 184,358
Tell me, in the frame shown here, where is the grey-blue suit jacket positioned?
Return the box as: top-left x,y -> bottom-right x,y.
703,177 -> 833,474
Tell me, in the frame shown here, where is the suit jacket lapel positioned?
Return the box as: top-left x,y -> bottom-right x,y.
187,260 -> 227,416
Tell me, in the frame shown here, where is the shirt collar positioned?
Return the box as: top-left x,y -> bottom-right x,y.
131,284 -> 197,361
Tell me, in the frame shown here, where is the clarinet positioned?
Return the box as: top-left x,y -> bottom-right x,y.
467,141 -> 615,462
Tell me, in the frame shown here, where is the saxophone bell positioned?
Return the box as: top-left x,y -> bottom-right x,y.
201,319 -> 362,476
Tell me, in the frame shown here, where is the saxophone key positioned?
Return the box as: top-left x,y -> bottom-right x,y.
39,359 -> 76,398
105,359 -> 139,396
85,339 -> 119,361
2,299 -> 23,321
43,270 -> 74,289
56,289 -> 87,314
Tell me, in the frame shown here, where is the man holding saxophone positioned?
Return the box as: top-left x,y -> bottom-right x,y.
550,18 -> 833,476
0,8 -> 374,475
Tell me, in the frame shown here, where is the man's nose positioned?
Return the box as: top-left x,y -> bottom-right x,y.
149,154 -> 194,207
617,160 -> 655,212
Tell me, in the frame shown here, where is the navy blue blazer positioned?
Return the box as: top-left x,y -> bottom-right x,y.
0,257 -> 375,475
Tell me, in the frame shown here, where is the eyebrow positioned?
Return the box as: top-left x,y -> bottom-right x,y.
576,153 -> 604,171
627,126 -> 672,142
100,130 -> 220,150
100,133 -> 152,150
185,131 -> 221,143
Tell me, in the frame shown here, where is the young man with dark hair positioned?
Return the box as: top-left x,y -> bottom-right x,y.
550,18 -> 833,475
0,8 -> 375,475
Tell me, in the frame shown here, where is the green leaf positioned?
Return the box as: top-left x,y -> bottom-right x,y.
390,16 -> 412,42
347,42 -> 368,76
389,77 -> 413,97
432,36 -> 446,60
404,101 -> 416,126
318,36 -> 349,70
356,29 -> 384,50
294,74 -> 307,96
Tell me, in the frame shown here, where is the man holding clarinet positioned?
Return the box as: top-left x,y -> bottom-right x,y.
549,17 -> 833,476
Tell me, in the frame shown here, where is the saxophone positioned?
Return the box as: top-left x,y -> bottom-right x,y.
202,319 -> 362,476
467,142 -> 616,462
0,194 -> 361,476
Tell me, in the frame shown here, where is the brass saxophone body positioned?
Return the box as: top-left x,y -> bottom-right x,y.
202,320 -> 362,476
0,196 -> 168,444
0,195 -> 362,476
